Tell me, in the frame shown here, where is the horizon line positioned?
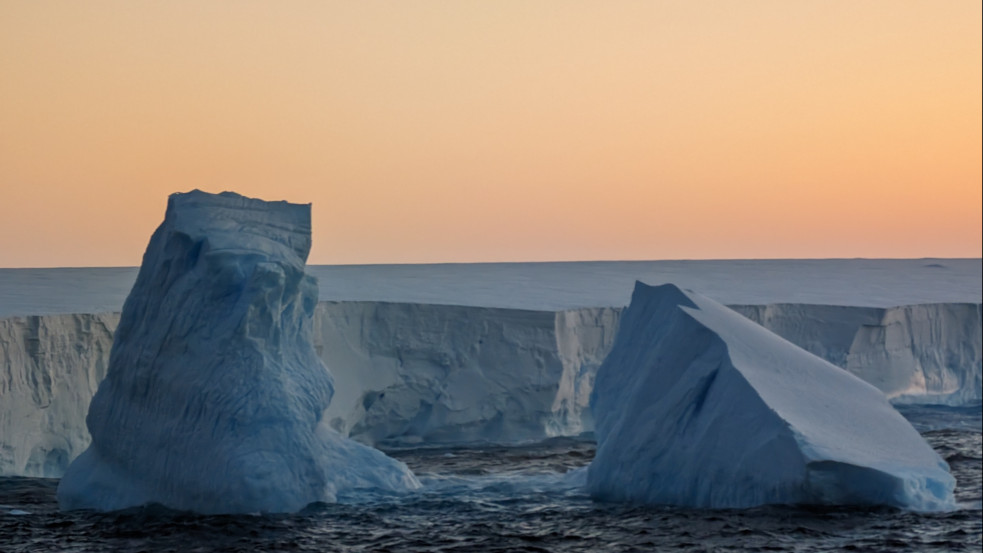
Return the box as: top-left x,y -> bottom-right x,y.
1,256 -> 980,271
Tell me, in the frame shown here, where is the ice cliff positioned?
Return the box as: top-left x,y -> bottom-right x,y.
1,299 -> 980,478
55,191 -> 418,513
733,303 -> 982,406
0,314 -> 114,476
588,282 -> 956,511
313,301 -> 619,445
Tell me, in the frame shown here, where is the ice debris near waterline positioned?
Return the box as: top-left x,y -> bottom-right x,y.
56,191 -> 418,513
588,282 -> 956,511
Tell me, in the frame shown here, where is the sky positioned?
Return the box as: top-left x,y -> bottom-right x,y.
1,1 -> 980,267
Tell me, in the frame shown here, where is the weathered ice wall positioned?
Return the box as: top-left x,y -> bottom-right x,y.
2,301 -> 980,477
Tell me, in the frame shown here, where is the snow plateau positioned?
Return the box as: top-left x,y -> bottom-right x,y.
55,191 -> 419,513
588,282 -> 956,511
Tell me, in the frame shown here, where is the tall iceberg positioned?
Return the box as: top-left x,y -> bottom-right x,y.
57,190 -> 419,513
587,282 -> 955,511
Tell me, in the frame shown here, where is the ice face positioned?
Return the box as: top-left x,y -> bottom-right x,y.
56,191 -> 419,514
2,297 -> 980,478
587,282 -> 956,511
731,302 -> 982,406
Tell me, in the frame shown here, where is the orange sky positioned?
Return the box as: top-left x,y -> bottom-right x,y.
1,1 -> 980,267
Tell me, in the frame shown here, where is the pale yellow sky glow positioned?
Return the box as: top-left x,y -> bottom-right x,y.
1,1 -> 980,267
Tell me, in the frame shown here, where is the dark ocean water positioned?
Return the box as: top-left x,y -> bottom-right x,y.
1,407 -> 980,553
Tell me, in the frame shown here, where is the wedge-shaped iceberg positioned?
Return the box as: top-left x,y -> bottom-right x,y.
57,190 -> 419,513
587,282 -> 955,511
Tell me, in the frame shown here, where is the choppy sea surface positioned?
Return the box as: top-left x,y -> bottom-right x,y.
1,406 -> 979,553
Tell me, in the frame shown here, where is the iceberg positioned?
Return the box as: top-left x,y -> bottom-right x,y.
587,282 -> 956,511
56,190 -> 419,513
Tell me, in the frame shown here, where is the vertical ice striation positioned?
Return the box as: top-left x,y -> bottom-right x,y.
587,282 -> 956,511
57,190 -> 418,513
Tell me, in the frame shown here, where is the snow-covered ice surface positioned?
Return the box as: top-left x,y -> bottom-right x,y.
56,191 -> 418,514
0,258 -> 980,317
306,259 -> 982,310
588,282 -> 956,511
